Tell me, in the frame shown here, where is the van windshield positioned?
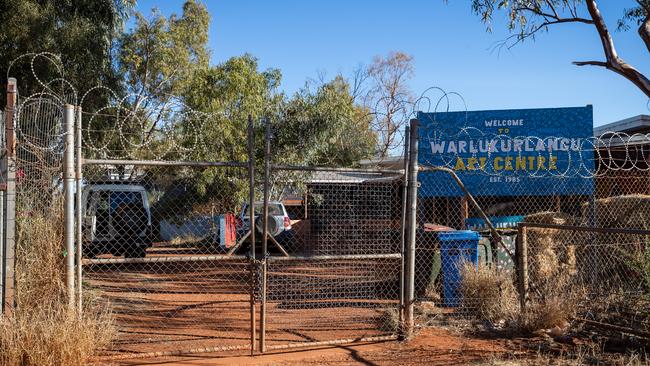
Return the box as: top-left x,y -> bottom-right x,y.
110,191 -> 142,212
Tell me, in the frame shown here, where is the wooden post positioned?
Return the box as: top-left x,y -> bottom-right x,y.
445,198 -> 451,227
430,198 -> 437,227
459,196 -> 469,229
303,193 -> 308,219
516,224 -> 528,315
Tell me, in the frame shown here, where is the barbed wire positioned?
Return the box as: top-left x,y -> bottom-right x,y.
10,52 -> 650,176
419,129 -> 650,179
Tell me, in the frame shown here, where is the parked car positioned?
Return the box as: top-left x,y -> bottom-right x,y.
238,201 -> 291,237
82,184 -> 153,258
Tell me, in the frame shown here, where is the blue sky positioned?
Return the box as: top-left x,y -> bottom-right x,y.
132,0 -> 649,126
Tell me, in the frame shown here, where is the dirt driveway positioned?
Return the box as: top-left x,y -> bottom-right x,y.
115,327 -> 517,366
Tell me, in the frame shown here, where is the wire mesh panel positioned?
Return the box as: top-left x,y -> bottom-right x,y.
522,224 -> 650,336
82,162 -> 254,357
263,168 -> 404,348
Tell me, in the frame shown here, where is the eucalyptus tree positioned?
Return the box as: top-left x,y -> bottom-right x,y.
466,0 -> 650,98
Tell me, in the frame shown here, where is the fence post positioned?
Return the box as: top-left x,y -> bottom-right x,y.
587,194 -> 598,285
259,118 -> 271,353
398,125 -> 410,339
0,190 -> 4,312
247,115 -> 257,355
75,106 -> 83,313
516,224 -> 528,315
63,104 -> 75,310
3,77 -> 17,315
403,118 -> 419,338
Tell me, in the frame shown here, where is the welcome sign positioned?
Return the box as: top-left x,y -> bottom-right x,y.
417,106 -> 594,197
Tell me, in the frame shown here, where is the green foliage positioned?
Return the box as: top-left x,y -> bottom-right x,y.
470,0 -> 584,36
470,1 -> 650,41
618,1 -> 650,31
2,0 -> 380,214
184,54 -> 282,161
0,0 -> 134,107
277,76 -> 376,167
89,0 -> 212,158
118,1 -> 210,99
179,54 -> 283,208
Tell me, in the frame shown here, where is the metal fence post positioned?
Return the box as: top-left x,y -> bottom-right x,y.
247,115 -> 257,354
259,118 -> 271,353
3,77 -> 17,314
398,125 -> 410,339
0,190 -> 4,311
403,118 -> 419,338
516,224 -> 528,315
75,106 -> 83,313
63,104 -> 76,310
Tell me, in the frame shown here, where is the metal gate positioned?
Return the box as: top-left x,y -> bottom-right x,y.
257,118 -> 406,351
75,117 -> 413,360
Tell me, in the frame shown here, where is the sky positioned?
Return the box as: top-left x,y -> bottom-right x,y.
132,0 -> 649,127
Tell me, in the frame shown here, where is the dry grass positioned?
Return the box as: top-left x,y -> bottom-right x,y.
459,262 -> 518,324
478,347 -> 650,366
519,296 -> 576,333
378,307 -> 400,333
0,202 -> 114,366
168,234 -> 204,246
519,212 -> 585,333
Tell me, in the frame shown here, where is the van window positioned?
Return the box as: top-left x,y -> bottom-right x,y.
110,191 -> 142,212
87,190 -> 110,213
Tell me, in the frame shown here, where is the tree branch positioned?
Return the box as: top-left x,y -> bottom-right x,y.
573,60 -> 607,67
638,15 -> 650,54
585,0 -> 650,98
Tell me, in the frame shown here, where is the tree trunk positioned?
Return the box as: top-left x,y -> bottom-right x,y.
577,0 -> 650,99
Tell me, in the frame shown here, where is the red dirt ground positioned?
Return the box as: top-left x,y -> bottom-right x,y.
86,248 -> 641,366
114,327 -> 518,365
85,249 -> 401,360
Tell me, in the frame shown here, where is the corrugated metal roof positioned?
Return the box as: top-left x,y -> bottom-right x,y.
594,115 -> 650,136
306,171 -> 402,184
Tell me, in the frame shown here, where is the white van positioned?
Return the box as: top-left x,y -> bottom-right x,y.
83,184 -> 153,258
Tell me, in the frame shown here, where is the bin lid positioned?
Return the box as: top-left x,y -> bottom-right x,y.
438,230 -> 479,241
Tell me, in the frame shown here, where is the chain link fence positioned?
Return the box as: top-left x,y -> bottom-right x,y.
414,125 -> 650,342
75,111 -> 409,359
81,162 -> 253,357
263,167 -> 404,350
5,54 -> 650,360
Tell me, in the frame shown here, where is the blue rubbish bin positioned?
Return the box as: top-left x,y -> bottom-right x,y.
438,230 -> 480,307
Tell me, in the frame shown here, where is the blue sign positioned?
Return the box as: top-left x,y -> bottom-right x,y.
418,106 -> 594,197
